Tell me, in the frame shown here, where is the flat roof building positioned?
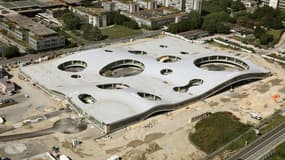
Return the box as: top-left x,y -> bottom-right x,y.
0,0 -> 63,15
121,7 -> 188,28
69,6 -> 109,28
0,8 -> 65,51
0,78 -> 15,94
262,0 -> 285,9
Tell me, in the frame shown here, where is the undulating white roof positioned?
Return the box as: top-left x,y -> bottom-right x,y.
21,36 -> 269,125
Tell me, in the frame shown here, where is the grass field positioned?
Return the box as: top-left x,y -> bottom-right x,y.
101,25 -> 143,40
271,142 -> 285,160
268,29 -> 284,45
189,112 -> 251,154
228,130 -> 256,151
233,29 -> 284,49
259,114 -> 285,134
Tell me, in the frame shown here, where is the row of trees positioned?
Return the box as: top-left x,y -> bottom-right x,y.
235,6 -> 285,30
81,24 -> 103,41
109,11 -> 139,29
167,12 -> 202,33
168,11 -> 231,34
202,0 -> 245,14
168,0 -> 245,34
168,0 -> 285,41
61,11 -> 103,41
61,12 -> 81,30
61,11 -> 140,41
1,45 -> 20,59
202,11 -> 230,34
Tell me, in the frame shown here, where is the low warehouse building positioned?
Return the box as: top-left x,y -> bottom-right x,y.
0,78 -> 15,94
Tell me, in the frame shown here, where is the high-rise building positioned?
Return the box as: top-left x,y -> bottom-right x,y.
262,0 -> 285,9
189,0 -> 203,14
167,0 -> 202,13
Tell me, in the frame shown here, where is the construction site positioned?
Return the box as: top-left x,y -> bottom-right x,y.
0,34 -> 284,160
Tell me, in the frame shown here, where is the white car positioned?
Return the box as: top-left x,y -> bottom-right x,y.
0,117 -> 5,124
250,112 -> 262,120
107,155 -> 121,160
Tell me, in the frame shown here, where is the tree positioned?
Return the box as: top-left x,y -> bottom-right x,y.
251,6 -> 283,29
216,23 -> 230,33
202,0 -> 232,13
82,24 -> 103,41
109,11 -> 130,25
236,16 -> 252,28
61,12 -> 81,30
82,0 -> 93,7
167,11 -> 202,33
187,11 -> 202,29
123,21 -> 139,29
231,0 -> 246,12
202,11 -> 230,33
2,46 -> 19,58
254,26 -> 265,38
259,33 -> 273,45
109,11 -> 140,29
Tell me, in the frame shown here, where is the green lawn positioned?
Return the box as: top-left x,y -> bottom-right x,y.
271,142 -> 285,160
228,114 -> 285,151
259,114 -> 285,133
268,29 -> 284,45
189,112 -> 251,154
234,29 -> 284,49
101,25 -> 143,40
228,130 -> 256,151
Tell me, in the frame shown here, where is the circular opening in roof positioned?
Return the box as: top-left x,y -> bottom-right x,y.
160,69 -> 173,75
71,74 -> 81,78
194,56 -> 249,71
99,59 -> 145,78
173,79 -> 203,93
97,83 -> 129,89
157,55 -> 181,63
78,94 -> 96,104
137,92 -> 161,101
160,45 -> 168,48
58,60 -> 87,72
180,51 -> 190,55
128,50 -> 147,55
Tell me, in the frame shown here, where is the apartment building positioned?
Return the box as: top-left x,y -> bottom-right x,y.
69,6 -> 108,28
121,7 -> 188,27
0,9 -> 65,51
262,0 -> 285,9
164,0 -> 202,13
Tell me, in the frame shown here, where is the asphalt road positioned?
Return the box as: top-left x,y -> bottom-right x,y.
0,118 -> 87,142
229,122 -> 285,160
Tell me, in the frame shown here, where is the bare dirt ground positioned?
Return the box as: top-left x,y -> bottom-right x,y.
0,40 -> 284,160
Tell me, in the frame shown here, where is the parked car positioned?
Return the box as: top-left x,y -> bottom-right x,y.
250,112 -> 262,120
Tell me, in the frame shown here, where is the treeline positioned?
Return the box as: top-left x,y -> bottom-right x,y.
60,10 -> 140,41
167,12 -> 202,33
109,11 -> 139,29
168,0 -> 285,35
1,45 -> 20,59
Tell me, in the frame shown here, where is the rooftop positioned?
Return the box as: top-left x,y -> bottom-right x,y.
75,6 -> 107,15
2,12 -> 57,36
0,0 -> 62,10
131,7 -> 187,21
61,0 -> 82,4
21,35 -> 269,127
